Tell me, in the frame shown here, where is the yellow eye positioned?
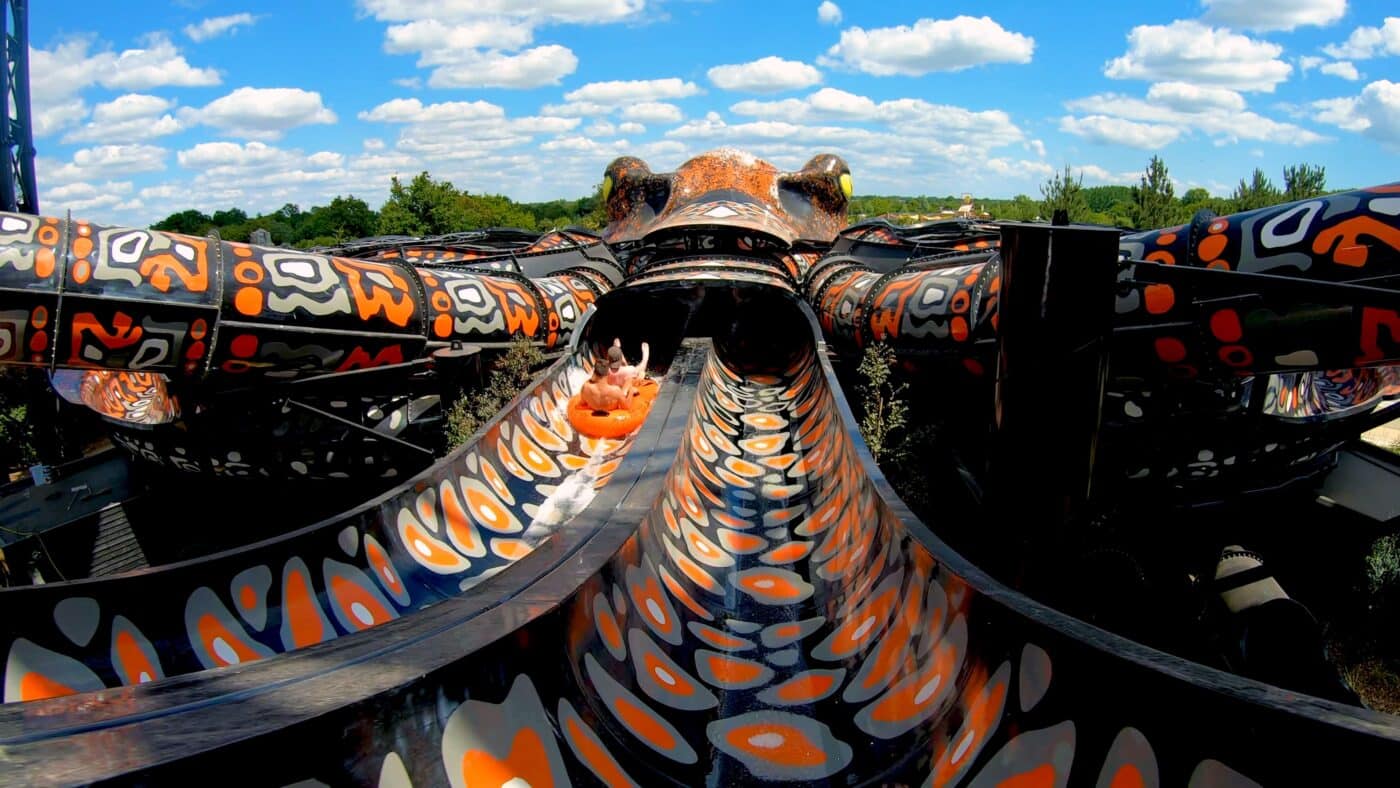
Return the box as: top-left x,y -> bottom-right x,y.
601,174 -> 613,202
839,173 -> 853,199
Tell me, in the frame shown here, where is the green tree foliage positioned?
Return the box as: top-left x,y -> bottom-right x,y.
1039,165 -> 1088,223
211,208 -> 248,226
0,369 -> 38,476
444,336 -> 547,450
1283,163 -> 1327,202
300,196 -> 378,242
856,343 -> 909,465
1131,156 -> 1184,230
151,209 -> 214,235
1232,168 -> 1284,212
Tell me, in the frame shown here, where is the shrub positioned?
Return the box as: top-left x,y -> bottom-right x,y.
444,336 -> 546,450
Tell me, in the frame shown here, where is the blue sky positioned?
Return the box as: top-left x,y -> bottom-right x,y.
27,0 -> 1400,227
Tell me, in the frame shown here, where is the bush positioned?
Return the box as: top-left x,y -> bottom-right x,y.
856,343 -> 909,465
1367,534 -> 1400,596
444,336 -> 546,450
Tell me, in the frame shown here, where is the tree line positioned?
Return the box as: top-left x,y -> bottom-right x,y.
151,172 -> 607,247
151,158 -> 1336,247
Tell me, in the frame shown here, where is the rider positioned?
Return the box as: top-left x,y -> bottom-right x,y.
580,339 -> 649,411
606,338 -> 649,398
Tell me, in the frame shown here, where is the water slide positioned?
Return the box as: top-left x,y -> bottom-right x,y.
2,156 -> 1400,784
3,268 -> 1400,786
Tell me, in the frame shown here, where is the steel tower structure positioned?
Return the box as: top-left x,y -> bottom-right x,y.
1,0 -> 36,214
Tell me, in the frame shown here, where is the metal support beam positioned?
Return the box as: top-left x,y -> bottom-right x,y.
990,222 -> 1120,572
1,0 -> 36,214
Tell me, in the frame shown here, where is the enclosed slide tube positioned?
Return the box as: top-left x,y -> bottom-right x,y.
2,277 -> 1399,786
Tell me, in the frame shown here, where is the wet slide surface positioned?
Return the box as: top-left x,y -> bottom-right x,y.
3,286 -> 1400,785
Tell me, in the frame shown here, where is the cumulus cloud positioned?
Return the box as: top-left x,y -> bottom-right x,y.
359,97 -> 504,123
63,94 -> 187,143
1105,21 -> 1291,92
1299,55 -> 1325,73
38,144 -> 168,188
821,16 -> 1034,76
1201,0 -> 1346,32
1060,115 -> 1183,149
427,45 -> 578,88
565,78 -> 701,105
1321,61 -> 1360,80
28,34 -> 220,137
1075,164 -> 1140,185
184,13 -> 258,42
620,102 -> 683,124
360,0 -> 643,94
1064,90 -> 1328,145
1145,82 -> 1246,112
817,1 -> 841,25
1312,80 -> 1400,149
729,88 -> 1025,147
190,87 -> 337,139
707,57 -> 822,93
358,0 -> 646,26
1323,17 -> 1400,60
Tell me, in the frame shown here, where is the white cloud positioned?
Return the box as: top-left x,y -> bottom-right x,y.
360,0 -> 643,95
63,94 -> 186,143
184,13 -> 258,42
618,121 -> 646,134
1323,17 -> 1400,60
587,120 -> 619,136
1105,21 -> 1291,92
359,97 -> 504,123
382,18 -> 534,59
192,87 -> 337,139
1321,61 -> 1360,80
1060,115 -> 1184,148
45,180 -> 135,215
1064,90 -> 1327,144
1145,82 -> 1246,112
817,1 -> 841,25
565,78 -> 701,105
1027,139 -> 1046,157
1075,164 -> 1139,185
1066,91 -> 1327,145
984,158 -> 1053,178
33,100 -> 90,139
620,102 -> 683,124
1201,0 -> 1346,31
541,101 -> 611,117
1312,80 -> 1400,148
102,35 -> 223,90
28,34 -> 220,137
39,144 -> 168,188
821,16 -> 1034,76
357,0 -> 646,26
708,56 -> 822,93
427,45 -> 578,88
393,76 -> 423,89
1300,55 -> 1325,72
363,138 -> 386,151
729,88 -> 1025,148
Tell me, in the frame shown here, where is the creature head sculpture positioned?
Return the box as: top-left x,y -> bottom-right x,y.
601,148 -> 852,247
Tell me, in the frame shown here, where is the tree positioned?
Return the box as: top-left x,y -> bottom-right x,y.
151,209 -> 213,235
1180,187 -> 1211,205
1232,168 -> 1284,212
1283,163 -> 1326,202
1039,166 -> 1088,223
1131,156 -> 1183,230
377,172 -> 468,235
211,207 -> 248,226
302,196 -> 378,241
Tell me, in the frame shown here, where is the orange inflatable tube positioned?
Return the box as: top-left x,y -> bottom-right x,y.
569,378 -> 660,438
